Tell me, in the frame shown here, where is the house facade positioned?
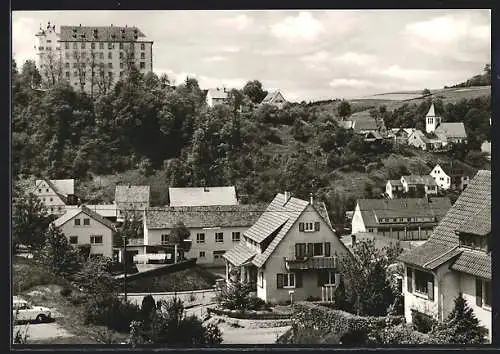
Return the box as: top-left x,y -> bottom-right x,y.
351,197 -> 451,241
53,205 -> 116,258
223,192 -> 350,304
206,88 -> 229,107
136,205 -> 263,266
430,162 -> 477,191
114,185 -> 150,222
399,170 -> 491,342
400,175 -> 438,197
33,179 -> 77,216
385,180 -> 404,199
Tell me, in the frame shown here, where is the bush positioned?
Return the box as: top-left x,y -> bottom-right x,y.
84,296 -> 141,333
411,310 -> 436,334
207,307 -> 290,320
247,296 -> 270,311
60,286 -> 72,297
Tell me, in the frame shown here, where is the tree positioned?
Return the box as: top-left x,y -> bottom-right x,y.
431,293 -> 487,344
12,190 -> 52,251
169,221 -> 191,260
336,239 -> 402,316
37,224 -> 82,277
39,50 -> 64,88
242,80 -> 268,104
422,88 -> 431,96
337,101 -> 351,120
216,267 -> 253,311
129,297 -> 223,345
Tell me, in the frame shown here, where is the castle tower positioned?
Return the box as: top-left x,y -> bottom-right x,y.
425,103 -> 441,133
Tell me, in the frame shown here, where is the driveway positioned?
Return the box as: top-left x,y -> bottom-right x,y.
13,322 -> 74,342
221,325 -> 291,344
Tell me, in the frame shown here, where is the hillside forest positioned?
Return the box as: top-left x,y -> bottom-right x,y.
12,59 -> 491,225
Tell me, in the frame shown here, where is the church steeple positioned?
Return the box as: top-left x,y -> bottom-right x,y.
425,102 -> 441,133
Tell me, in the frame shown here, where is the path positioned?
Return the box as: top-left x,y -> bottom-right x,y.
220,325 -> 291,344
14,322 -> 74,342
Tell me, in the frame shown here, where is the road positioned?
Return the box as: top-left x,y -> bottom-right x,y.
221,325 -> 291,344
13,322 -> 74,342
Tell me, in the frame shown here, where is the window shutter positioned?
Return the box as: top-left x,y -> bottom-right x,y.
295,244 -> 301,259
407,268 -> 413,293
314,222 -> 320,231
277,274 -> 284,289
324,242 -> 331,257
295,272 -> 302,288
476,278 -> 483,307
307,243 -> 313,257
427,281 -> 434,301
299,222 -> 304,232
317,271 -> 325,287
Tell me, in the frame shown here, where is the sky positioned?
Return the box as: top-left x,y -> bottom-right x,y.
12,10 -> 491,102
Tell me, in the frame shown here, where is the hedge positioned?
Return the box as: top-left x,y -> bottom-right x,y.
288,302 -> 404,344
207,307 -> 291,320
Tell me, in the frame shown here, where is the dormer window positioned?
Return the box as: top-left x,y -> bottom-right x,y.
458,232 -> 489,252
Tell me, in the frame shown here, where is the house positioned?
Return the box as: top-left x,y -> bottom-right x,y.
33,179 -> 78,216
351,197 -> 451,241
481,141 -> 491,161
430,162 -> 477,191
223,192 -> 351,304
385,180 -> 405,199
347,111 -> 384,135
53,205 -> 116,258
134,204 -> 264,266
65,203 -> 119,223
206,88 -> 229,107
168,186 -> 238,207
361,130 -> 384,143
390,128 -> 414,145
114,185 -> 150,222
400,175 -> 438,197
407,130 -> 442,151
425,103 -> 467,145
261,90 -> 287,109
398,170 -> 491,342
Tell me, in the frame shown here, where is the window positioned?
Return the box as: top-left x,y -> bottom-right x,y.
72,42 -> 77,49
91,42 -> 96,49
119,43 -> 124,50
108,43 -> 113,50
277,273 -> 296,289
120,62 -> 124,69
46,39 -> 52,43
304,222 -> 314,231
232,232 -> 240,242
120,71 -> 124,77
313,243 -> 324,256
476,278 -> 491,308
90,235 -> 103,244
196,233 -> 205,244
73,71 -> 78,77
64,62 -> 70,69
108,62 -> 113,69
65,52 -> 70,59
141,43 -> 145,50
65,42 -> 70,49
69,236 -> 78,244
49,197 -> 53,202
99,42 -> 104,49
65,71 -> 70,78
120,52 -> 124,59
318,270 -> 336,286
199,251 -> 205,258
258,271 -> 264,288
81,42 -> 86,49
213,250 -> 225,260
74,219 -> 81,226
215,232 -> 224,243
81,218 -> 90,226
295,243 -> 307,259
108,52 -> 112,59
414,269 -> 434,297
299,222 -> 320,232
161,234 -> 169,245
99,52 -> 104,59
141,52 -> 145,59
140,62 -> 145,69
46,188 -> 49,192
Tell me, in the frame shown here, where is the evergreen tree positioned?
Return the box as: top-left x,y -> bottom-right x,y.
38,225 -> 82,277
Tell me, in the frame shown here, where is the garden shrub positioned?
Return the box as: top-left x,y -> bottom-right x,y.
84,296 -> 141,333
60,286 -> 72,297
411,310 -> 437,334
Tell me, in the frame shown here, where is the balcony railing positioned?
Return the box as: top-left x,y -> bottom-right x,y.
133,253 -> 171,264
127,238 -> 144,246
285,256 -> 337,270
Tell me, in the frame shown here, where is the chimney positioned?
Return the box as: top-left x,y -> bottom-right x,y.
309,193 -> 313,205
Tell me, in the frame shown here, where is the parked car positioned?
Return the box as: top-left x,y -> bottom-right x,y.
13,298 -> 52,323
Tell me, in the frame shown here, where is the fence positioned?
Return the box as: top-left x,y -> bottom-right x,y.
119,288 -> 218,307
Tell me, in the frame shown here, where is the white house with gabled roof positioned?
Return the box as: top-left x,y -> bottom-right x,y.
223,192 -> 351,304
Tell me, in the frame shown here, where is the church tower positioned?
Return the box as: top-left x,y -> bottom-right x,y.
425,103 -> 441,133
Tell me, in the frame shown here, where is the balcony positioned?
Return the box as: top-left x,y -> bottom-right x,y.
285,256 -> 337,270
127,238 -> 144,246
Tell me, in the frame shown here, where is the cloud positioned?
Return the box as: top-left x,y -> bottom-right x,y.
203,56 -> 227,62
335,52 -> 376,66
379,65 -> 434,81
12,17 -> 38,66
218,14 -> 253,31
219,46 -> 241,53
270,11 -> 324,41
329,78 -> 376,89
301,51 -> 329,63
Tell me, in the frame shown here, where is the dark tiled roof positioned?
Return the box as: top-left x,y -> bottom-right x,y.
351,111 -> 379,132
437,161 -> 477,178
456,203 -> 490,236
145,204 -> 264,229
358,198 -> 450,217
59,25 -> 147,42
222,242 -> 257,266
435,122 -> 467,138
388,179 -> 403,186
262,90 -> 286,104
411,130 -> 430,144
286,257 -> 336,270
80,205 -> 117,231
399,170 -> 491,274
115,185 -> 150,204
402,175 -> 437,186
169,186 -> 238,207
450,250 -> 491,279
